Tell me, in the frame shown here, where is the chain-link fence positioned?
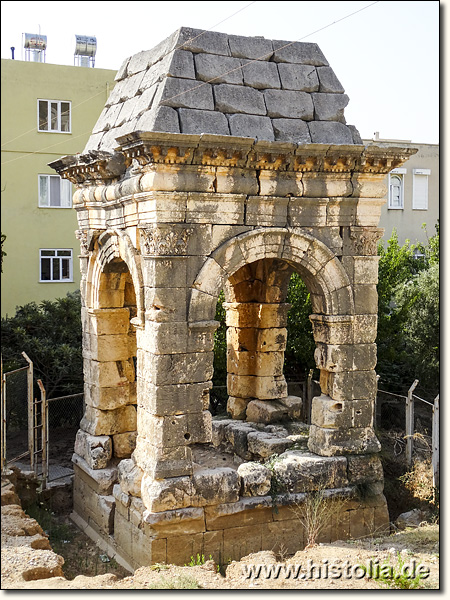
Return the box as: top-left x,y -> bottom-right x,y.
46,392 -> 84,482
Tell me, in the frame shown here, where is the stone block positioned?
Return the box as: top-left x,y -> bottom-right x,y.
346,455 -> 384,485
88,333 -> 132,362
237,462 -> 272,496
228,114 -> 274,141
186,192 -> 245,224
144,286 -> 188,322
314,343 -> 377,372
157,76 -> 214,110
89,308 -> 130,336
272,451 -> 348,493
320,369 -> 377,401
246,399 -> 288,424
138,380 -> 211,416
279,395 -> 303,419
263,519 -> 304,555
74,430 -> 112,470
80,405 -> 137,436
288,197 -> 328,227
85,358 -> 135,388
309,315 -> 354,345
166,532 -> 205,566
143,506 -> 206,537
223,524 -> 263,561
215,167 -> 259,195
140,351 -> 214,385
354,315 -> 378,344
138,409 -> 211,448
302,172 -> 353,198
312,93 -> 349,122
138,191 -> 187,223
141,473 -> 195,511
228,35 -> 274,60
84,382 -> 136,410
72,453 -> 118,494
316,66 -> 345,93
227,349 -> 285,377
117,458 -> 143,497
308,121 -> 354,144
310,395 -> 374,429
136,105 -> 180,134
224,421 -> 255,458
247,430 -> 293,458
177,27 -> 230,55
258,171 -> 303,196
278,63 -> 319,92
225,302 -> 290,328
113,431 -> 137,458
272,119 -> 312,144
214,83 -> 266,114
195,53 -> 243,84
272,40 -> 329,66
178,108 -> 230,135
241,60 -> 281,89
245,195 -> 289,226
227,396 -> 250,420
228,373 -> 288,400
191,467 -> 240,506
308,425 -> 381,456
353,284 -> 379,314
204,496 -> 273,530
264,89 -> 314,120
227,326 -> 288,353
211,418 -> 235,447
134,438 -> 193,478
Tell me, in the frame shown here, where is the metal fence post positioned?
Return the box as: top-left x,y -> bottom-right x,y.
405,379 -> 419,467
36,380 -> 48,489
305,369 -> 314,425
1,362 -> 6,473
432,394 -> 439,490
21,352 -> 34,471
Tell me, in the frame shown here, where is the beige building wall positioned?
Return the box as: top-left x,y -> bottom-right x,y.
364,135 -> 439,247
1,59 -> 116,317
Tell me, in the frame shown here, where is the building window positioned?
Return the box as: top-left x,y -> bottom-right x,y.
388,169 -> 406,209
38,99 -> 71,132
413,169 -> 431,210
40,249 -> 73,282
38,175 -> 72,208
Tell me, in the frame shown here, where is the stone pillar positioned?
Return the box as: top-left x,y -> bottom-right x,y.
225,301 -> 290,420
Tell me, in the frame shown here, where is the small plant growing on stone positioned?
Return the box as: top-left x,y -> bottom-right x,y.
292,467 -> 349,549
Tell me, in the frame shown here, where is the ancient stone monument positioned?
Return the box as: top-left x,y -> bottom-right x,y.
50,27 -> 416,570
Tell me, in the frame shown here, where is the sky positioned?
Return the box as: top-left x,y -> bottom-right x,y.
0,0 -> 441,144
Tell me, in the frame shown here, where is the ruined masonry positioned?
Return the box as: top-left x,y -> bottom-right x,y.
50,27 -> 416,570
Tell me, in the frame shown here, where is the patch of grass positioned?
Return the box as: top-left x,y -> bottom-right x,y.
360,552 -> 430,589
147,574 -> 201,589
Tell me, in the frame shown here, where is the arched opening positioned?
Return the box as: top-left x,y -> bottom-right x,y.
210,257 -> 318,425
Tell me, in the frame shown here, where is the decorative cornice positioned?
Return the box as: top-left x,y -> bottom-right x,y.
49,132 -> 418,186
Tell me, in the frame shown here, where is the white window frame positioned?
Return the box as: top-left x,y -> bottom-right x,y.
412,169 -> 431,210
388,168 -> 406,209
38,174 -> 72,208
37,99 -> 71,133
39,249 -> 73,283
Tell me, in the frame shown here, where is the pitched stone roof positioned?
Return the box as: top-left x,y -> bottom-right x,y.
84,27 -> 362,154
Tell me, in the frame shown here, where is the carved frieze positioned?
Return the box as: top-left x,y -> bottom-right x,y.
139,226 -> 194,256
348,227 -> 384,256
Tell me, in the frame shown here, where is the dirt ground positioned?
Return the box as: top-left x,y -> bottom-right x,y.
1,491 -> 440,591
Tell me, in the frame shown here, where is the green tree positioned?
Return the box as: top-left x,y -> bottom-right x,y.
376,225 -> 439,396
1,291 -> 83,398
285,273 -> 316,380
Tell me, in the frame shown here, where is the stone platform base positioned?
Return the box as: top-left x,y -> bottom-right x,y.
73,475 -> 389,571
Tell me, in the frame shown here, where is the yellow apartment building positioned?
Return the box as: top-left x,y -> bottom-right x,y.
1,55 -> 116,317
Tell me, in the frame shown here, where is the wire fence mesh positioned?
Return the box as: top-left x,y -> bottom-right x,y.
4,364 -> 30,468
47,393 -> 84,482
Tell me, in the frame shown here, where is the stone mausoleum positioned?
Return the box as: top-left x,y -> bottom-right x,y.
50,27 -> 416,570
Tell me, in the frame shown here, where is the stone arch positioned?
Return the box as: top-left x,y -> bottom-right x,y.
86,229 -> 145,324
188,227 -> 354,323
